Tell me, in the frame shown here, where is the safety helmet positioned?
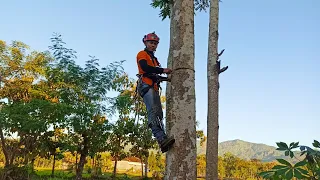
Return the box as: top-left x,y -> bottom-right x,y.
142,32 -> 160,43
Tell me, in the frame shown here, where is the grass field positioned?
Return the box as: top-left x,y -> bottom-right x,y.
0,167 -> 156,180
1,167 -> 206,179
34,168 -> 153,179
36,169 -> 206,180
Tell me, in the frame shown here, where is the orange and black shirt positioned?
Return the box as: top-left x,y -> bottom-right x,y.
136,49 -> 164,90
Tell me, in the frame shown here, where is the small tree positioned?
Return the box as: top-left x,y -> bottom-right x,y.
122,82 -> 158,177
48,33 -> 124,180
38,128 -> 66,177
0,40 -> 66,169
108,118 -> 134,179
108,88 -> 135,179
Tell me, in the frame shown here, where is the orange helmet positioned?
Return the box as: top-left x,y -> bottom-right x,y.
142,32 -> 160,43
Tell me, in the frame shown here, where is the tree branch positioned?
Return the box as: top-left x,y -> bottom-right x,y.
216,49 -> 228,74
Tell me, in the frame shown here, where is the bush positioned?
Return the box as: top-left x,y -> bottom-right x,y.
0,165 -> 31,180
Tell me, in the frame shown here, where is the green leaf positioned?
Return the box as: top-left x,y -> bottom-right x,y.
290,151 -> 294,158
272,173 -> 282,180
277,159 -> 292,167
276,142 -> 289,151
276,167 -> 290,175
285,169 -> 293,179
259,171 -> 275,178
273,170 -> 287,179
313,140 -> 320,148
290,142 -> 294,147
296,167 -> 309,175
294,169 -> 303,179
294,160 -> 307,167
272,165 -> 288,170
289,142 -> 299,149
285,150 -> 289,156
293,169 -> 308,179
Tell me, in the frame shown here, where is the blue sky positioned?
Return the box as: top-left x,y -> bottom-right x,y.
2,0 -> 319,147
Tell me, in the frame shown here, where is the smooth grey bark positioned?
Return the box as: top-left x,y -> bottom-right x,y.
165,0 -> 197,179
165,4 -> 174,138
206,0 -> 220,179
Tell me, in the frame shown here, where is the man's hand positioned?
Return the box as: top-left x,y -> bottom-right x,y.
163,68 -> 172,74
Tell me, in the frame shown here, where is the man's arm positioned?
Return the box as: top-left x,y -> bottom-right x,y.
139,60 -> 164,74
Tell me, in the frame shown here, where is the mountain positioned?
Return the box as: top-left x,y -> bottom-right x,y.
123,139 -> 302,163
197,139 -> 302,163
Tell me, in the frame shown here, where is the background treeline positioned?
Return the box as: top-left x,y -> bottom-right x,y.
0,145 -> 276,180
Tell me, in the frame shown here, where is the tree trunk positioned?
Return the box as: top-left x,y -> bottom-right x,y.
0,128 -> 10,167
9,151 -> 15,166
141,158 -> 144,177
76,135 -> 89,180
165,0 -> 197,179
165,3 -> 174,134
23,154 -> 28,165
30,158 -> 35,173
76,151 -> 87,180
75,152 -> 78,172
144,156 -> 148,178
206,0 -> 220,179
92,156 -> 95,175
52,153 -> 56,177
112,157 -> 118,180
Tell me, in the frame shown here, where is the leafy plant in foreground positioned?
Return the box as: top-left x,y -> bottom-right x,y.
259,140 -> 320,179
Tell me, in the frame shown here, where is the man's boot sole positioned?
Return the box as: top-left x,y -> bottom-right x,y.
161,138 -> 175,153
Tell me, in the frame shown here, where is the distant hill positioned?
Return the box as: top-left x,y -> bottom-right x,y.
123,139 -> 302,163
197,139 -> 302,163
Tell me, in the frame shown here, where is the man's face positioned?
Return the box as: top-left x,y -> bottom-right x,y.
145,40 -> 158,51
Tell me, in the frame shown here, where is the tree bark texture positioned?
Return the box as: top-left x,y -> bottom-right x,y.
0,128 -> 10,167
52,153 -> 56,176
141,158 -> 144,177
112,157 -> 118,180
165,4 -> 174,135
144,157 -> 148,177
112,157 -> 118,179
165,0 -> 197,179
0,128 -> 20,167
206,0 -> 220,179
76,134 -> 89,180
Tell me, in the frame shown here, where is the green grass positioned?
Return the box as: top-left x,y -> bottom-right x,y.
0,167 -> 154,180
0,167 -> 206,180
33,168 -> 152,180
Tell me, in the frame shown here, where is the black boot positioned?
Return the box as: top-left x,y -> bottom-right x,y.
159,136 -> 175,153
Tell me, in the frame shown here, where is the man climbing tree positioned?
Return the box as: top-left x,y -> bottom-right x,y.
136,32 -> 175,153
151,0 -> 198,179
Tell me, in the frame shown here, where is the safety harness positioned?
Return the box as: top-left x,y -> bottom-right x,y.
135,73 -> 168,98
135,50 -> 168,98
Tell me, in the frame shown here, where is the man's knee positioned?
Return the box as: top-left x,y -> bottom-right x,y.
150,106 -> 163,119
148,115 -> 164,131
